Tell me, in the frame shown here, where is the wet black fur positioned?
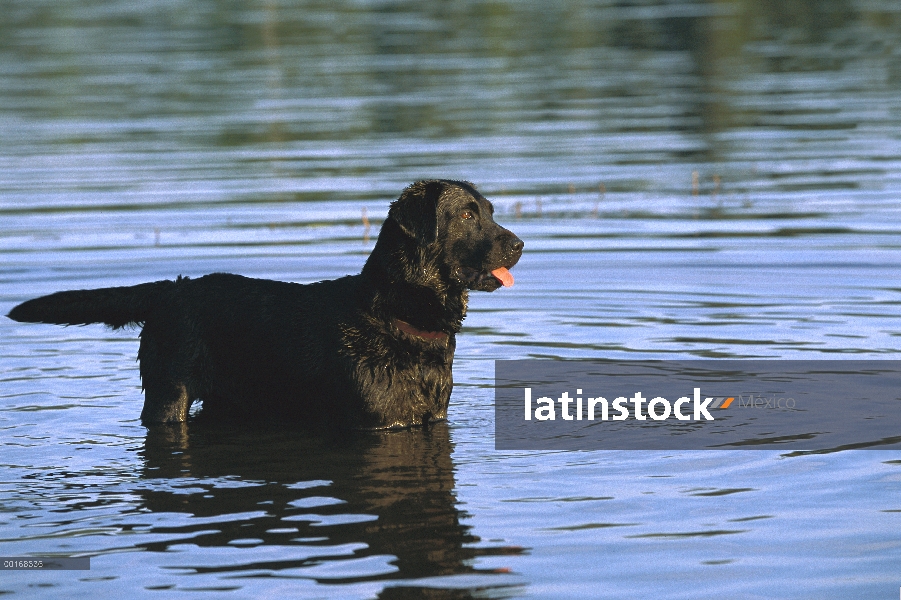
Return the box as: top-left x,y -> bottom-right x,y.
7,180 -> 523,428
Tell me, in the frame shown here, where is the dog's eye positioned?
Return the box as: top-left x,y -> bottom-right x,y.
461,210 -> 473,220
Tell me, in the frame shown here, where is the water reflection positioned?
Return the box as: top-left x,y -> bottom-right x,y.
137,422 -> 521,593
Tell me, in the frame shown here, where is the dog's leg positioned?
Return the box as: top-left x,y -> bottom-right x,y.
137,323 -> 195,424
140,381 -> 191,424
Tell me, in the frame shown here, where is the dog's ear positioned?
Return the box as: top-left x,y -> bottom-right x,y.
388,180 -> 444,244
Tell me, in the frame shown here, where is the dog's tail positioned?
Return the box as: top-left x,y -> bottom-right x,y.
7,279 -> 177,329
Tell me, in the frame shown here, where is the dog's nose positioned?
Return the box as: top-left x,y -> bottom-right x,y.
510,237 -> 524,254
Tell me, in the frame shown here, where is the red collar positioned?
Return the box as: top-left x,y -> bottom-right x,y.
393,319 -> 449,341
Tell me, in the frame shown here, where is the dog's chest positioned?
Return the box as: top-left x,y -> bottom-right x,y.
364,359 -> 452,427
341,331 -> 455,427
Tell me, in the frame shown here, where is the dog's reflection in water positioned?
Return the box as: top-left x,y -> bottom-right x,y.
138,422 -> 524,587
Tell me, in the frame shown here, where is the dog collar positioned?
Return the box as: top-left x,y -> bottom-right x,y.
393,319 -> 448,341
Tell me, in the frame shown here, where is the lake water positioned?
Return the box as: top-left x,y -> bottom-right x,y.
2,1 -> 901,597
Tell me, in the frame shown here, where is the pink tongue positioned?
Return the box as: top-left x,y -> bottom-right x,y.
491,267 -> 514,287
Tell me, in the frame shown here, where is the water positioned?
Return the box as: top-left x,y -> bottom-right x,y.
1,1 -> 901,597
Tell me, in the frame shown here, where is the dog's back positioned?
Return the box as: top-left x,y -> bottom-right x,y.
156,273 -> 359,407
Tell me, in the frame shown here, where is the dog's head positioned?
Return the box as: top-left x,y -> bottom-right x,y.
388,180 -> 523,292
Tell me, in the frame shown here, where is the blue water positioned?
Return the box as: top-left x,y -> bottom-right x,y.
2,1 -> 901,597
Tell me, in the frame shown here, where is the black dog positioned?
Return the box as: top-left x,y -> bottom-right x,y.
8,180 -> 523,429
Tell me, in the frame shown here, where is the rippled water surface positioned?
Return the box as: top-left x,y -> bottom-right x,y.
2,1 -> 901,598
